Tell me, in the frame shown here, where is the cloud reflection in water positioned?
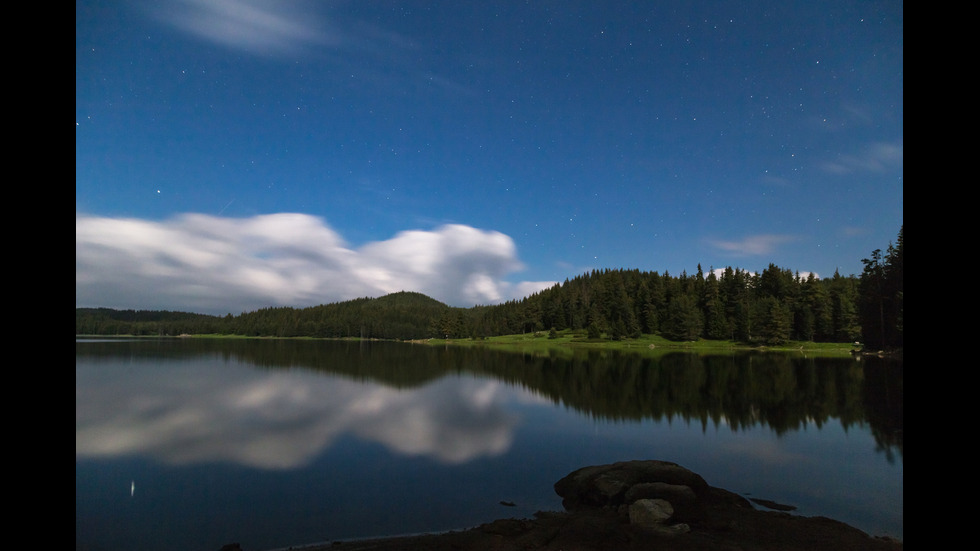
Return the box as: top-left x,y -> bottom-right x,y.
75,359 -> 519,469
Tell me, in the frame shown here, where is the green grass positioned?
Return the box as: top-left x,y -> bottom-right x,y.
427,329 -> 857,358
116,329 -> 858,358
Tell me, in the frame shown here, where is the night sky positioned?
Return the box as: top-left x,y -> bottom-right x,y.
76,1 -> 903,314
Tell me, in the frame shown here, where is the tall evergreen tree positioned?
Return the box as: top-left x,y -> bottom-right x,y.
702,268 -> 730,340
662,294 -> 703,341
753,296 -> 792,345
859,225 -> 903,350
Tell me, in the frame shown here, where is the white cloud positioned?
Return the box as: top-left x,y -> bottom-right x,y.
140,0 -> 471,94
819,141 -> 904,175
706,234 -> 797,257
145,0 -> 338,57
75,213 -> 554,314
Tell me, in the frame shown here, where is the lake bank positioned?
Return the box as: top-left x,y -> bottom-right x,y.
428,331 -> 863,356
119,331 -> 865,358
253,460 -> 901,551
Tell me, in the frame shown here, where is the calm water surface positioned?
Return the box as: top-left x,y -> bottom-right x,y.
75,338 -> 903,551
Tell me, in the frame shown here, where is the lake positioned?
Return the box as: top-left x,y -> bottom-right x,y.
75,338 -> 903,550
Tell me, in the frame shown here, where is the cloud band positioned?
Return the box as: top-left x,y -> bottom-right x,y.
76,213 -> 553,314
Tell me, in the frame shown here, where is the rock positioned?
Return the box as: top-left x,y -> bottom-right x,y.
658,522 -> 692,535
554,459 -> 709,511
749,497 -> 798,511
590,473 -> 631,504
628,499 -> 693,536
283,460 -> 903,551
625,481 -> 698,506
629,498 -> 674,525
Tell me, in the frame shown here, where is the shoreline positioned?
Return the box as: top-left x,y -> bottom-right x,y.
242,460 -> 901,551
79,332 -> 871,358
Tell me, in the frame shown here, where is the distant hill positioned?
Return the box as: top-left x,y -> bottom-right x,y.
75,307 -> 221,323
259,290 -> 453,340
75,307 -> 225,335
369,290 -> 449,310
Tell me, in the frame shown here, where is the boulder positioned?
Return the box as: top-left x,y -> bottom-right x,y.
275,460 -> 903,551
629,498 -> 674,525
554,459 -> 708,511
625,481 -> 698,506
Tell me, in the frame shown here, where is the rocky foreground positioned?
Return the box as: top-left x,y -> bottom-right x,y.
239,460 -> 901,551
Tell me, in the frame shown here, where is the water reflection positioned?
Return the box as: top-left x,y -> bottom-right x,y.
76,354 -> 520,468
76,339 -> 902,549
76,339 -> 903,465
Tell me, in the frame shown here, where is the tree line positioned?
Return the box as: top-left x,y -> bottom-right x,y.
76,226 -> 902,349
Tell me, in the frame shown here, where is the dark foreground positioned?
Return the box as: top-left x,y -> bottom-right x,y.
245,460 -> 902,551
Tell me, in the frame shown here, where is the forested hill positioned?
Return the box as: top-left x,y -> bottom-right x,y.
76,291 -> 451,341
76,263 -> 902,349
74,266 -> 857,345
76,225 -> 903,349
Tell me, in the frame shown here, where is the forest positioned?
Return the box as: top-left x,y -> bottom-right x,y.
76,226 -> 903,350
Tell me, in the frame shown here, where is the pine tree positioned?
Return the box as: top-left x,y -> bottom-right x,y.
663,294 -> 703,341
754,296 -> 792,345
858,225 -> 903,350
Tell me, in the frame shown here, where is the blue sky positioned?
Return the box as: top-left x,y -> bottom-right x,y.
76,1 -> 903,314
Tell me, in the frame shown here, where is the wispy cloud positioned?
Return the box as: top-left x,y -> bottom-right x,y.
707,234 -> 797,257
819,141 -> 904,175
75,213 -> 554,314
144,0 -> 342,57
142,0 -> 470,93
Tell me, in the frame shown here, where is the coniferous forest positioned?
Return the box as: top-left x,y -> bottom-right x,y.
76,226 -> 903,350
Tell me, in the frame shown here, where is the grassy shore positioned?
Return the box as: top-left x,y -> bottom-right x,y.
83,330 -> 860,358
421,330 -> 858,358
